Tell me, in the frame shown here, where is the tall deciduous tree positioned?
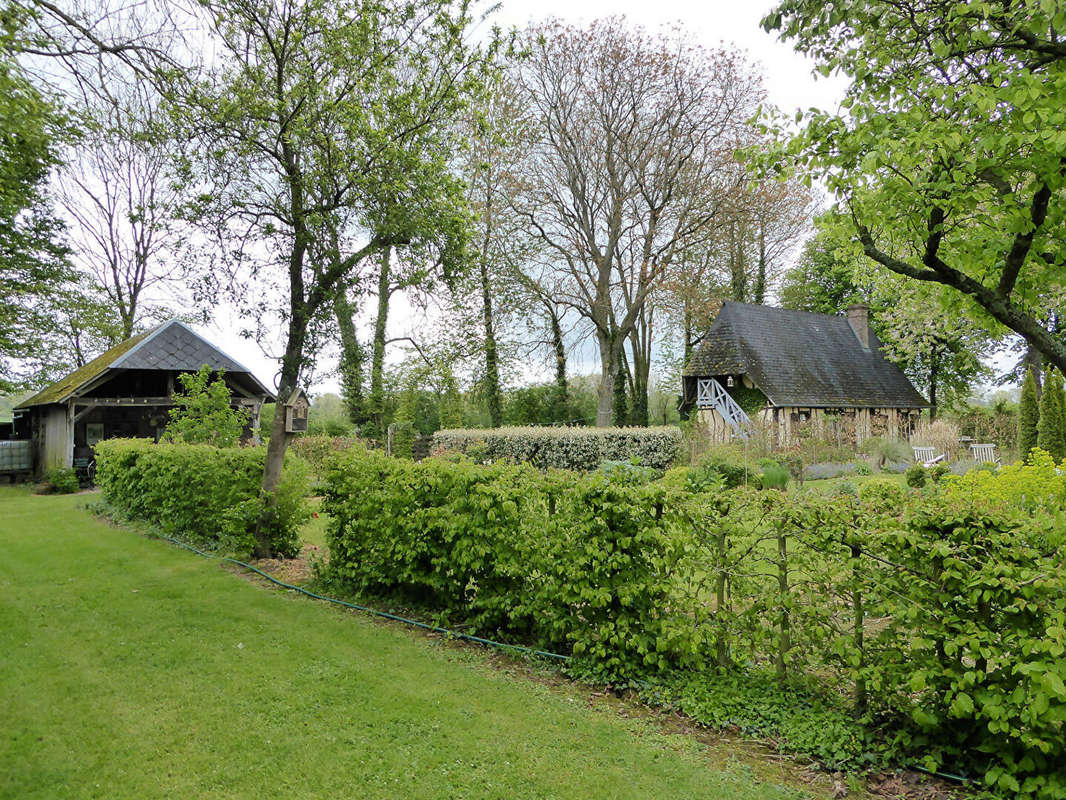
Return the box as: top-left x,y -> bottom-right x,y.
1018,367 -> 1040,458
765,0 -> 1066,373
513,19 -> 760,425
58,79 -> 186,338
0,7 -> 73,391
175,0 -> 492,554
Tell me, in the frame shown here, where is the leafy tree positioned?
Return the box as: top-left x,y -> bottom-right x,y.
164,366 -> 248,447
781,223 -> 995,415
1037,370 -> 1066,462
1018,368 -> 1040,458
0,8 -> 74,391
173,0 -> 493,554
765,1 -> 1066,374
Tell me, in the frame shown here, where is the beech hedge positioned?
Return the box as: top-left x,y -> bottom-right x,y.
430,425 -> 682,470
321,448 -> 1066,797
95,438 -> 310,557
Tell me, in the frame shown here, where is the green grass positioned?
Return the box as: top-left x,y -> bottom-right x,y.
0,486 -> 821,800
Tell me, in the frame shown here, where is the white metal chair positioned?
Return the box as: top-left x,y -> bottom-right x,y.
970,443 -> 1001,465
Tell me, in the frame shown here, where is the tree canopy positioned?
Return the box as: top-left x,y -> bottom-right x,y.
765,0 -> 1066,372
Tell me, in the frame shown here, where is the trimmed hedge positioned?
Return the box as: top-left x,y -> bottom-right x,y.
322,449 -> 704,680
431,425 -> 682,471
321,449 -> 1066,796
95,439 -> 310,557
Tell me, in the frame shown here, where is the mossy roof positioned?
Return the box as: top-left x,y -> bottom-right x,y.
17,321 -> 273,408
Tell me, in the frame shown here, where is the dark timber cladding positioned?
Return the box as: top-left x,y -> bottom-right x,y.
12,320 -> 275,475
683,302 -> 930,409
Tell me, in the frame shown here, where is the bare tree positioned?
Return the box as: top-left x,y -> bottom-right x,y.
513,19 -> 762,425
58,78 -> 186,338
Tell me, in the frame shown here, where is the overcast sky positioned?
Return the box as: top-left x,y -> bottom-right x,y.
195,0 -> 849,396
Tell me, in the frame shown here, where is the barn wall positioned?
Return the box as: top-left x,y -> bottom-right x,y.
695,405 -> 923,448
40,404 -> 72,472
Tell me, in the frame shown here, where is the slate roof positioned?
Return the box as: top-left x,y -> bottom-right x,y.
17,320 -> 273,407
683,302 -> 931,409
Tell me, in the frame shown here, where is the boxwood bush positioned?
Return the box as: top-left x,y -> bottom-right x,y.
95,439 -> 310,557
431,425 -> 682,471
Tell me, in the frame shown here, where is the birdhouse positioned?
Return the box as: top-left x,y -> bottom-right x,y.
283,388 -> 310,433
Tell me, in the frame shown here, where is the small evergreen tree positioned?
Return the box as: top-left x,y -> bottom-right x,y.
1018,367 -> 1040,457
1037,369 -> 1066,461
164,366 -> 249,447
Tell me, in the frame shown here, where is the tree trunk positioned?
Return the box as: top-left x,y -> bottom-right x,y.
548,302 -> 569,422
929,347 -> 939,421
754,223 -> 767,305
334,288 -> 365,425
368,247 -> 392,433
479,257 -> 502,427
257,327 -> 303,558
595,330 -> 618,427
611,350 -> 628,426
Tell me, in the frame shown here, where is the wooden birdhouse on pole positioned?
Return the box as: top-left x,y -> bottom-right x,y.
283,388 -> 310,434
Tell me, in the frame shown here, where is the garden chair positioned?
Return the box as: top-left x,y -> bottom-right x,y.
911,445 -> 942,466
969,443 -> 1001,465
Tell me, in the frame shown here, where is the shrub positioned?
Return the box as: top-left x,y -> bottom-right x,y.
853,461 -> 872,476
321,450 -> 707,681
759,461 -> 790,490
431,426 -> 682,471
692,457 -> 755,489
862,436 -> 913,467
95,439 -> 310,558
43,467 -> 80,494
287,435 -> 364,482
928,463 -> 950,484
164,366 -> 249,447
905,463 -> 927,488
597,460 -> 659,484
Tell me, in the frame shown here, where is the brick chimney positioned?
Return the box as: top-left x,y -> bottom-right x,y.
847,304 -> 870,350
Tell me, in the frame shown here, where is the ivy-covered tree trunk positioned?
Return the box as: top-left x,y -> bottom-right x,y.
611,350 -> 628,426
478,255 -> 502,428
368,247 -> 392,434
753,223 -> 767,305
548,302 -> 569,422
334,289 -> 365,425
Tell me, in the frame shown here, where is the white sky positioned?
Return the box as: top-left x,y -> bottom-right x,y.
190,0 -> 850,396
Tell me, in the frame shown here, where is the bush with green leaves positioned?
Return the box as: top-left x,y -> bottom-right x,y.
905,463 -> 927,488
43,467 -> 79,494
431,425 -> 682,471
164,366 -> 249,447
320,448 -> 1066,795
95,439 -> 310,558
321,449 -> 707,680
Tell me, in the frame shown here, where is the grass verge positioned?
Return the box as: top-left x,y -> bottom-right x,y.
1,486 -> 827,799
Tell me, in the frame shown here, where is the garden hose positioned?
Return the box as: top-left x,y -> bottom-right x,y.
152,532 -> 972,787
153,532 -> 571,662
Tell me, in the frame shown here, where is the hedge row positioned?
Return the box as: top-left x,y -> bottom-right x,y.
321,450 -> 1066,798
95,439 -> 310,557
430,425 -> 682,470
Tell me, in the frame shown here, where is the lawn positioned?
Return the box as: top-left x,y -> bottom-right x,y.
0,486 -> 826,800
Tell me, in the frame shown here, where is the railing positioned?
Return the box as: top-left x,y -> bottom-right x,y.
696,378 -> 751,439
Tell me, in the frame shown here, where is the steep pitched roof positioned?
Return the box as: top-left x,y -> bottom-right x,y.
683,302 -> 931,409
17,320 -> 273,407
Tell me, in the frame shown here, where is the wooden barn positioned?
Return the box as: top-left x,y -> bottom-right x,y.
11,320 -> 274,476
681,302 -> 930,446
